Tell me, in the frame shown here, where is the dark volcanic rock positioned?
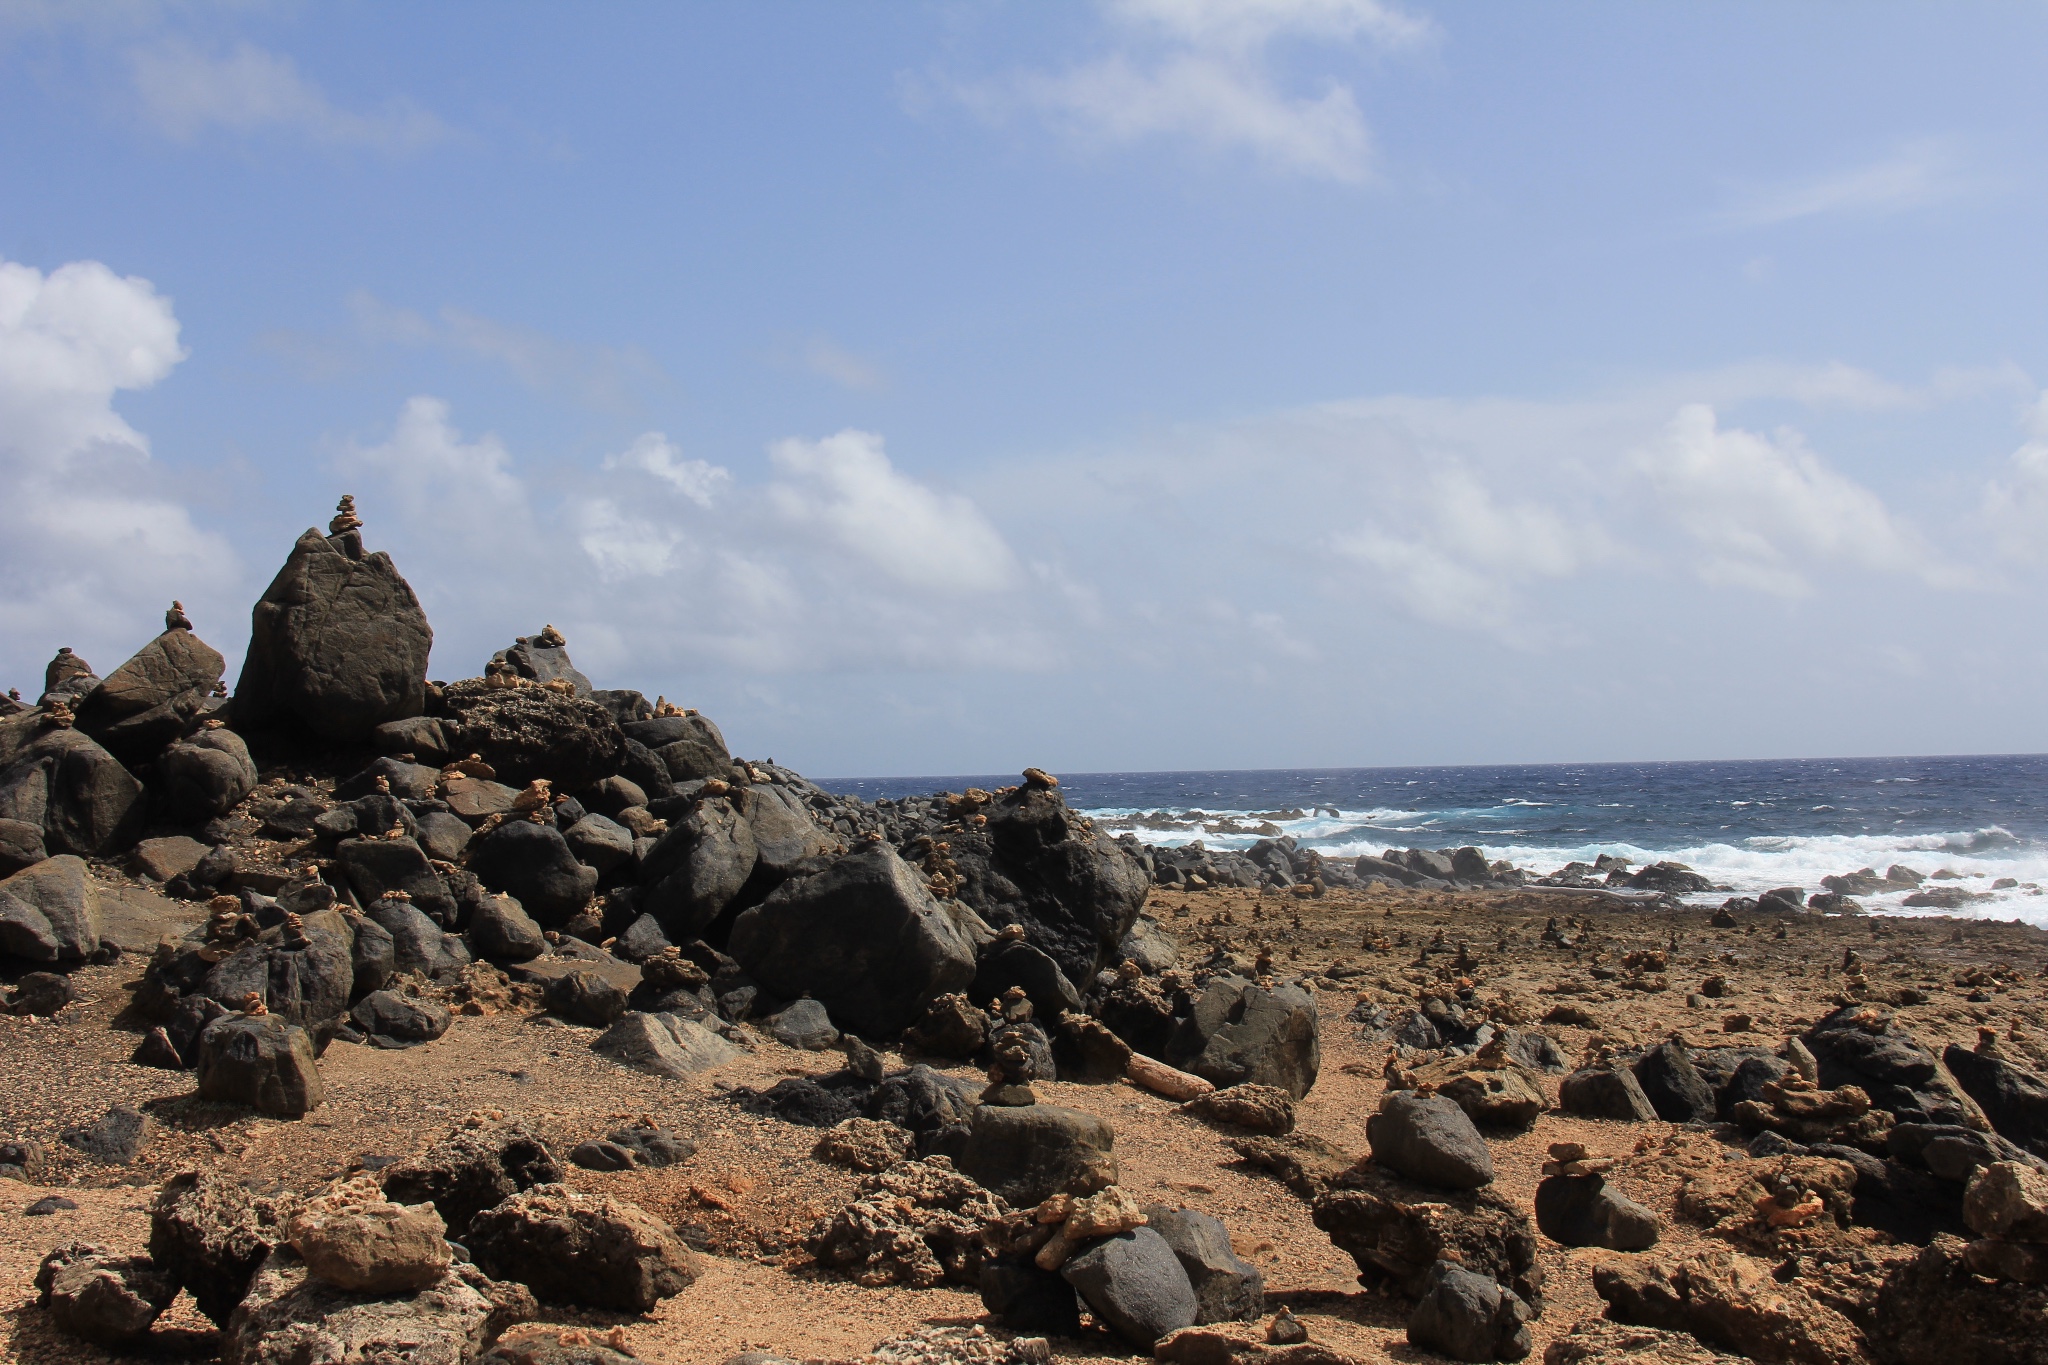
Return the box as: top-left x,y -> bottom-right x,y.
0,717 -> 144,857
1367,1091 -> 1496,1190
0,853 -> 102,962
195,1014 -> 324,1117
1060,1226 -> 1198,1350
1164,975 -> 1320,1099
954,782 -> 1152,987
728,845 -> 983,1037
337,836 -> 456,923
469,821 -> 598,927
1633,1040 -> 1717,1124
958,1103 -> 1117,1207
158,726 -> 259,821
469,893 -> 547,963
74,627 -> 224,760
439,679 -> 625,789
1946,1043 -> 2048,1162
1560,1066 -> 1658,1122
622,714 -> 733,783
1534,1176 -> 1661,1250
1806,1003 -> 1971,1127
1407,1260 -> 1533,1363
60,1105 -> 150,1164
234,526 -> 433,742
638,797 -> 757,938
351,989 -> 451,1046
1142,1205 -> 1264,1324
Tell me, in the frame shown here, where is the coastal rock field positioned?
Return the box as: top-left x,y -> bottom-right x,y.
3,504 -> 2047,1365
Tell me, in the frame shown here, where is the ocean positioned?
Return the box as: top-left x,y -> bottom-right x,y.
821,753 -> 2048,927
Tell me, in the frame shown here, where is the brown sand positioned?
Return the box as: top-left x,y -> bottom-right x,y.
4,877 -> 2046,1364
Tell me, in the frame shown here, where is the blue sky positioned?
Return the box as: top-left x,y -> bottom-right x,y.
4,1 -> 2048,777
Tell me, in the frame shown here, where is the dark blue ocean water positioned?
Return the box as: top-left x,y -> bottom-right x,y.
821,754 -> 2048,923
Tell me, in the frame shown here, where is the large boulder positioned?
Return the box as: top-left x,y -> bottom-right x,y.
438,679 -> 624,789
1142,1206 -> 1264,1324
286,1176 -> 452,1293
224,1249 -> 536,1365
1535,1175 -> 1662,1250
234,526 -> 433,742
1633,1041 -> 1717,1125
1368,1092 -> 1496,1190
1060,1226 -> 1198,1350
621,713 -> 732,782
338,837 -> 457,924
0,714 -> 144,856
949,782 -> 1152,986
1560,1066 -> 1658,1122
201,911 -> 355,1029
1407,1260 -> 1533,1363
0,853 -> 100,962
466,1184 -> 698,1313
637,797 -> 757,937
958,1103 -> 1118,1207
365,899 -> 470,979
1946,1043 -> 2048,1162
196,1014 -> 324,1118
744,782 -> 834,882
159,726 -> 259,821
1164,975 -> 1320,1099
467,821 -> 597,927
468,894 -> 546,963
75,626 -> 224,760
729,845 -> 985,1037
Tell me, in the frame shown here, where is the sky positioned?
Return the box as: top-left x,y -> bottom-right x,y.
3,1 -> 2048,779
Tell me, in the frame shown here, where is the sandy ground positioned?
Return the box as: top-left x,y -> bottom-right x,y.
3,878 -> 2046,1364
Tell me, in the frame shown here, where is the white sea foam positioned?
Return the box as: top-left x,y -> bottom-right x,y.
1084,803 -> 2048,928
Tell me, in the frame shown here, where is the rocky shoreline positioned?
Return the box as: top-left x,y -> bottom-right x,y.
3,501 -> 2048,1365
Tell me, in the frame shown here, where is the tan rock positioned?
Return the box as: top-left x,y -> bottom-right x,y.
286,1175 -> 451,1294
1963,1160 -> 2048,1242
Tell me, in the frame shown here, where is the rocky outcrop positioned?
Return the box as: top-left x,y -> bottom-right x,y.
438,679 -> 625,789
806,1156 -> 1008,1288
150,1170 -> 297,1328
234,523 -> 433,742
224,1249 -> 536,1365
0,854 -> 101,962
74,626 -> 224,760
381,1122 -> 564,1240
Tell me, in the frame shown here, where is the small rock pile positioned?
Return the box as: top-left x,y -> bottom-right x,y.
1533,1143 -> 1661,1252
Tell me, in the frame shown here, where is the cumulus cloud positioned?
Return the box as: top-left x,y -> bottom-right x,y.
948,0 -> 1429,182
340,396 -> 527,550
0,255 -> 237,678
604,432 -> 729,507
1333,467 -> 1596,634
1981,391 -> 2048,561
767,430 -> 1019,594
130,39 -> 449,149
1632,403 -> 1952,595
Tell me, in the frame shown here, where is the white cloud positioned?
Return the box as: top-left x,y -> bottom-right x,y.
341,396 -> 526,545
348,291 -> 659,411
0,255 -> 238,675
604,432 -> 730,507
1333,467 -> 1596,633
574,498 -> 681,581
948,0 -> 1428,183
1718,138 -> 1968,229
130,38 -> 448,149
1633,403 -> 1952,595
1981,392 -> 2048,561
767,430 -> 1018,594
